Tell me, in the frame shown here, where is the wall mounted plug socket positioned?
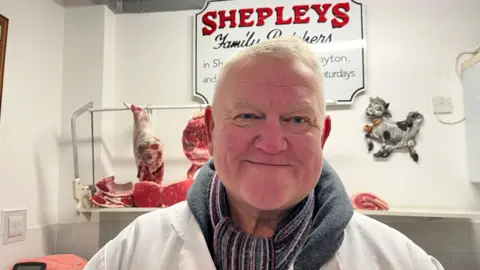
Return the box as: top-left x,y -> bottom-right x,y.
431,96 -> 453,114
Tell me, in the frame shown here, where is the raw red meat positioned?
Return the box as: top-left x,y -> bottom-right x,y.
91,192 -> 125,208
351,192 -> 390,211
182,110 -> 210,179
162,179 -> 194,207
95,176 -> 134,197
91,176 -> 134,208
133,181 -> 163,208
125,102 -> 165,185
105,195 -> 134,207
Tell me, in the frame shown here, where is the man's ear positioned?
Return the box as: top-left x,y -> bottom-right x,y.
204,105 -> 215,156
321,115 -> 331,149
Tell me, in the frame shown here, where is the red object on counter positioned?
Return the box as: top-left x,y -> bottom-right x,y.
162,179 -> 194,207
133,181 -> 163,208
11,254 -> 87,270
351,192 -> 390,211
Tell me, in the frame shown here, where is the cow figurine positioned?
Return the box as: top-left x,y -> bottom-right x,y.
364,97 -> 424,162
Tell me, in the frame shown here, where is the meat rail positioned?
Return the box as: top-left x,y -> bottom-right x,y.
70,102 -> 208,211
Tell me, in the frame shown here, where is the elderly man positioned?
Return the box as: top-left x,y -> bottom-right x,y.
84,36 -> 444,270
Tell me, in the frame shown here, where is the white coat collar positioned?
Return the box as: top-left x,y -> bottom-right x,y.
169,203 -> 217,270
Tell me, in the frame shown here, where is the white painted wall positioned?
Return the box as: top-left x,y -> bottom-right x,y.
110,10 -> 202,185
0,0 -> 479,269
86,0 -> 480,268
58,4 -> 111,224
327,1 -> 480,211
0,0 -> 64,268
56,4 -> 115,260
109,1 -> 480,211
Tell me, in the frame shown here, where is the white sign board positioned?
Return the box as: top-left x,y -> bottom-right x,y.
193,0 -> 366,105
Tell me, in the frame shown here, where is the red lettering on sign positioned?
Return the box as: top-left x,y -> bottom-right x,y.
332,3 -> 350,28
256,7 -> 273,26
218,9 -> 237,28
311,3 -> 332,23
202,11 -> 217,36
239,8 -> 255,27
292,5 -> 310,24
275,7 -> 292,25
201,3 -> 353,36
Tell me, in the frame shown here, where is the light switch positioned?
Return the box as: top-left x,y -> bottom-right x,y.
2,209 -> 27,244
8,216 -> 24,237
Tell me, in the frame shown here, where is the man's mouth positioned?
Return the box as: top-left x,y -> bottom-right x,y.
246,161 -> 289,167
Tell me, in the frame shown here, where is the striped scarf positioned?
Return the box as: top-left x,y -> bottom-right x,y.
209,173 -> 315,270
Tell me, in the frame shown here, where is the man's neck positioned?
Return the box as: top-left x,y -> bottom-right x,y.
226,194 -> 292,238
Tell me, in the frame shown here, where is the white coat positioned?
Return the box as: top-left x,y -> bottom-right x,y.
84,201 -> 444,270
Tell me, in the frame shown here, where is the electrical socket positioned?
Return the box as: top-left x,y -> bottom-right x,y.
431,96 -> 453,114
2,209 -> 27,244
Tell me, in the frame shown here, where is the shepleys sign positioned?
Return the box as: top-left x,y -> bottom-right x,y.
193,0 -> 366,105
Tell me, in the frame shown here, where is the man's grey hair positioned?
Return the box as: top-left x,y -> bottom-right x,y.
212,36 -> 326,117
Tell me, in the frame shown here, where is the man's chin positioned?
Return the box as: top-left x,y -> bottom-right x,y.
241,190 -> 294,212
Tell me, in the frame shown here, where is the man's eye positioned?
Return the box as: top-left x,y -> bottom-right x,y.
237,113 -> 256,120
287,116 -> 308,125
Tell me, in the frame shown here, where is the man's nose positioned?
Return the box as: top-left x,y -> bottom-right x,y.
253,120 -> 287,154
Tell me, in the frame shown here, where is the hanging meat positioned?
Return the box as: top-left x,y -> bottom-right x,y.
182,109 -> 210,179
124,102 -> 165,185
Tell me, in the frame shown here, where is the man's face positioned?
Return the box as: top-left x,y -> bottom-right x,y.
205,55 -> 329,211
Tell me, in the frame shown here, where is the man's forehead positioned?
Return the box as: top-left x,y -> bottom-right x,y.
217,81 -> 318,112
223,80 -> 317,100
213,56 -> 323,111
229,97 -> 317,111
228,57 -> 314,81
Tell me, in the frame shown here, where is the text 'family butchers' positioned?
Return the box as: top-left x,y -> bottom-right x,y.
200,3 -> 352,49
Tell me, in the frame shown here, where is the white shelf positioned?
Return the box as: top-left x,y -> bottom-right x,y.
78,207 -> 480,219
358,208 -> 480,219
78,207 -> 160,213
